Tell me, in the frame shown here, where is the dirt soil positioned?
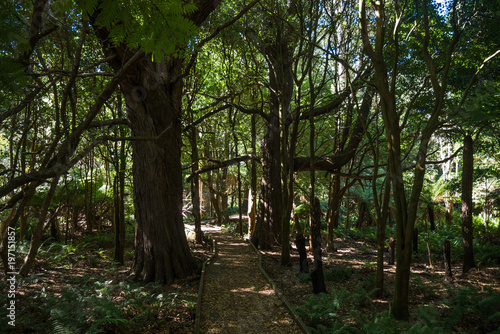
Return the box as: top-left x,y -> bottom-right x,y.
200,226 -> 302,334
260,236 -> 500,333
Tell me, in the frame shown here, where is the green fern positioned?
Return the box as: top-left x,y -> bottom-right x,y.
78,0 -> 199,62
295,289 -> 350,326
476,294 -> 500,321
362,311 -> 409,334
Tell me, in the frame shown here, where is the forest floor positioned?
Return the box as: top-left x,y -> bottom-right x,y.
4,223 -> 500,333
3,227 -> 212,334
260,235 -> 500,333
199,226 -> 302,334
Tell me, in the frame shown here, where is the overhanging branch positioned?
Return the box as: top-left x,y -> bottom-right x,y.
187,155 -> 260,181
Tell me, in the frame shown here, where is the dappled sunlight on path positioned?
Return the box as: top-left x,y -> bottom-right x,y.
199,228 -> 302,334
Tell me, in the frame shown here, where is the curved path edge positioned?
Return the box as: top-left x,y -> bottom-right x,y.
195,236 -> 217,334
247,240 -> 312,334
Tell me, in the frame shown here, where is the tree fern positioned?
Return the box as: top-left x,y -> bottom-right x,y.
78,0 -> 199,61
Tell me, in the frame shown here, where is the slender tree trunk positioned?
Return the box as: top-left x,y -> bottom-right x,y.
231,119 -> 244,236
357,202 -> 366,229
326,172 -> 341,249
295,215 -> 309,273
388,237 -> 395,265
113,175 -> 123,263
375,177 -> 390,297
190,127 -> 203,244
443,239 -> 452,279
19,176 -> 60,276
345,188 -> 350,233
248,114 -> 257,240
114,97 -> 126,263
428,204 -> 436,231
413,228 -> 419,254
310,197 -> 327,294
462,134 -> 476,273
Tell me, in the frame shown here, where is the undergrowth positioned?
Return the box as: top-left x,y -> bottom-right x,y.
1,275 -> 197,333
295,284 -> 500,334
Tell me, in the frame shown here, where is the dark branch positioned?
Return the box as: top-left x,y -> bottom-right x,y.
187,155 -> 260,181
87,118 -> 129,129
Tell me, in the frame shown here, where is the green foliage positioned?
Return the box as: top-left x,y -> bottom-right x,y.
296,285 -> 380,333
475,242 -> 500,266
294,203 -> 311,219
0,2 -> 30,104
361,312 -> 409,334
324,265 -> 353,283
79,0 -> 199,61
296,284 -> 500,334
413,286 -> 500,333
295,289 -> 350,328
39,242 -> 82,265
296,272 -> 312,283
410,275 -> 441,300
25,276 -> 197,333
44,280 -> 129,334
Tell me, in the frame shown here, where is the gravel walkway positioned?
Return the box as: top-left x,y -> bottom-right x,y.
199,228 -> 302,334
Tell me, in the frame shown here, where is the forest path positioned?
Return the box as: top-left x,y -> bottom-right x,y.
198,226 -> 303,334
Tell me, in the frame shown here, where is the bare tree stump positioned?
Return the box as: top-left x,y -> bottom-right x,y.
388,237 -> 395,265
443,239 -> 452,279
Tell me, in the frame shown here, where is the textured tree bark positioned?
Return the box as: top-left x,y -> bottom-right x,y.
121,58 -> 198,283
255,120 -> 282,249
461,134 -> 476,273
90,0 -> 219,284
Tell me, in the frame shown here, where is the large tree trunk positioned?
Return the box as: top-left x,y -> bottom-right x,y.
255,120 -> 282,250
461,134 -> 476,273
91,0 -> 219,284
120,57 -> 197,283
254,21 -> 293,250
